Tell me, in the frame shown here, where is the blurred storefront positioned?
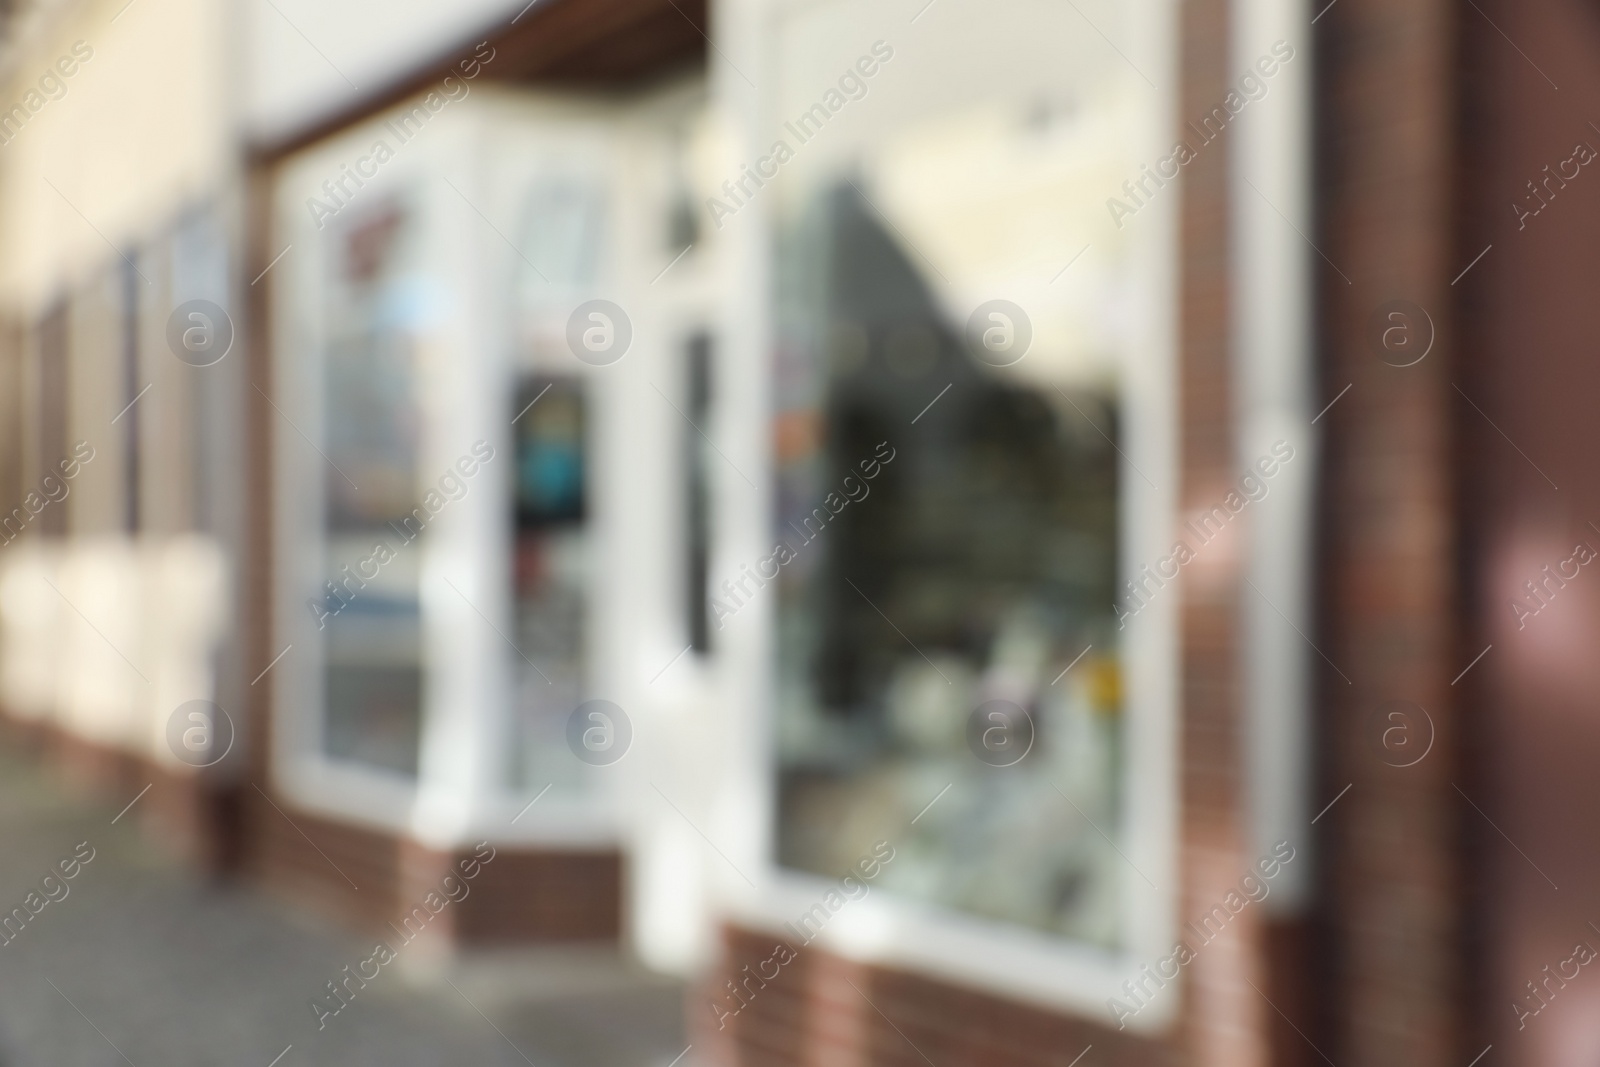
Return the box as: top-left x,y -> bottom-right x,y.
0,0 -> 1316,1062
0,0 -> 1589,1065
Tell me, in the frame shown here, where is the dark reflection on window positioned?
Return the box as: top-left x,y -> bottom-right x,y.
685,334 -> 713,654
120,260 -> 140,533
774,184 -> 1125,945
38,302 -> 67,537
515,378 -> 585,527
511,376 -> 588,790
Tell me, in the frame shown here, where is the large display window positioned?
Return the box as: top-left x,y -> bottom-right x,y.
716,0 -> 1181,1018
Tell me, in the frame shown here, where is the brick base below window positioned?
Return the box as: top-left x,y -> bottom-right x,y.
0,709 -> 623,947
694,924 -> 1168,1067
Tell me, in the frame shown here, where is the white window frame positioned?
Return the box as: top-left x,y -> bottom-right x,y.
267,92 -> 654,851
1234,0 -> 1315,913
699,0 -> 1183,1028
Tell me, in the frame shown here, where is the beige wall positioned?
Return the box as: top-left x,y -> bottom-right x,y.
0,0 -> 231,317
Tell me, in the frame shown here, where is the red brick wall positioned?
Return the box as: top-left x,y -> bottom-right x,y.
243,792 -> 623,943
1456,1 -> 1600,1063
1316,0 -> 1464,1064
696,927 -> 1160,1067
1173,0 -> 1271,1059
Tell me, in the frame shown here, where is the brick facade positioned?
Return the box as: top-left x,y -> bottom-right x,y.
697,926 -> 1157,1067
1316,0 -> 1464,1064
244,796 -> 623,944
1457,1 -> 1600,1063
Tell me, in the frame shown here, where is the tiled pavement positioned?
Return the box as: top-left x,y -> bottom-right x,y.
0,748 -> 688,1067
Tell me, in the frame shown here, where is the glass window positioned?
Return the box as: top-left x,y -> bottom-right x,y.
38,302 -> 68,539
768,0 -> 1144,948
117,259 -> 140,533
511,374 -> 588,791
773,190 -> 1124,944
316,203 -> 424,777
507,160 -> 614,797
684,333 -> 713,654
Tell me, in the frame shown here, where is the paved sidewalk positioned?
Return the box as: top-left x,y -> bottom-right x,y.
0,748 -> 688,1067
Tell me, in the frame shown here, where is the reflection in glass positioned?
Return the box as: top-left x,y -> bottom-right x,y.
774,185 -> 1125,945
319,204 -> 423,777
511,375 -> 588,791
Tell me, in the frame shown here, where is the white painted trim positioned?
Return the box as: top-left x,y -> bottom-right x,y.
272,751 -> 621,846
1232,0 -> 1315,910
